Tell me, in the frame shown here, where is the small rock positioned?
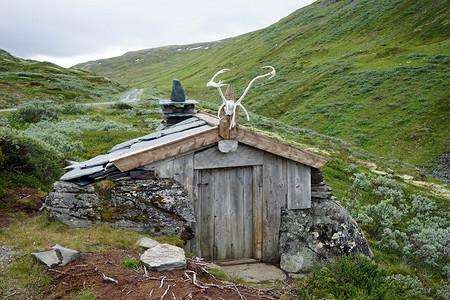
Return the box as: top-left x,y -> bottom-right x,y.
31,244 -> 82,267
280,253 -> 304,273
140,244 -> 186,271
136,237 -> 160,249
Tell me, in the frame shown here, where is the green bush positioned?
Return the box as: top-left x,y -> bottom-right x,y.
0,127 -> 64,188
296,254 -> 425,299
110,102 -> 133,110
59,102 -> 92,115
9,100 -> 58,124
343,172 -> 449,278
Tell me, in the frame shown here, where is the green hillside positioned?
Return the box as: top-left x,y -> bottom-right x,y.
76,0 -> 449,170
0,49 -> 125,108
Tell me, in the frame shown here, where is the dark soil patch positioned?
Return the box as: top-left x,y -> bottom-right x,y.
45,249 -> 293,299
0,187 -> 45,228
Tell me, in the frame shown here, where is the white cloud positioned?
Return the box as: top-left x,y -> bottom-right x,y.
0,0 -> 315,67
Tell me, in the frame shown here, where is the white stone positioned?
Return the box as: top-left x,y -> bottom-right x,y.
136,237 -> 160,249
140,244 -> 186,271
280,253 -> 304,273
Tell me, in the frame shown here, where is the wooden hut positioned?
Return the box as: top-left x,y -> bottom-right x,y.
60,89 -> 328,263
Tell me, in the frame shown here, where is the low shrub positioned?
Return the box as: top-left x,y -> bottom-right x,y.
0,127 -> 64,189
9,100 -> 58,124
110,102 -> 133,110
343,172 -> 449,279
296,254 -> 428,299
59,102 -> 92,115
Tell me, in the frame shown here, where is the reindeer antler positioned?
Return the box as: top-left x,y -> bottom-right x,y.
237,66 -> 275,105
207,66 -> 276,129
206,68 -> 230,104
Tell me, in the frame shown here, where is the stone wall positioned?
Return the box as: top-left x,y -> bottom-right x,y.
44,171 -> 195,239
45,168 -> 371,273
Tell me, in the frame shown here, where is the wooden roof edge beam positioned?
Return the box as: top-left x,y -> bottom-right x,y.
111,127 -> 222,172
236,128 -> 329,169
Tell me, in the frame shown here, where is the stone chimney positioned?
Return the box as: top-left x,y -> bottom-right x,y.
158,79 -> 198,127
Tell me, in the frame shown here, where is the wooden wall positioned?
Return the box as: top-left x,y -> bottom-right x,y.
140,143 -> 311,262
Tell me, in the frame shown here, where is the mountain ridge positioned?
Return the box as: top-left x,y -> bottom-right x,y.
0,49 -> 125,107
42,0 -> 450,169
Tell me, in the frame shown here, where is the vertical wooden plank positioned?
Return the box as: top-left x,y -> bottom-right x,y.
262,153 -> 285,263
190,169 -> 201,257
200,169 -> 215,260
230,167 -> 245,258
154,159 -> 173,178
172,154 -> 195,200
287,161 -> 311,209
224,169 -> 233,259
214,169 -> 228,260
229,168 -> 237,258
253,165 -> 263,260
243,166 -> 254,258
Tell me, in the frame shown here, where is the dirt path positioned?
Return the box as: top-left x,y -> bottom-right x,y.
0,89 -> 144,112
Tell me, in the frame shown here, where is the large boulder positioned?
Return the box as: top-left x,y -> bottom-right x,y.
44,175 -> 195,239
279,182 -> 372,273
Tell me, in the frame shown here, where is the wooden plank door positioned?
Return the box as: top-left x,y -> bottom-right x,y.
197,166 -> 258,260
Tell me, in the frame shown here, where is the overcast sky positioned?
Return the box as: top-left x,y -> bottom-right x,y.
0,0 -> 315,67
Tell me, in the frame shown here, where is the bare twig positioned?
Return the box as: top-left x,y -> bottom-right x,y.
185,271 -> 208,289
143,265 -> 149,277
159,276 -> 166,288
160,284 -> 171,300
48,269 -> 88,277
2,292 -> 20,300
234,285 -> 247,300
198,265 -> 217,280
181,291 -> 193,299
102,273 -> 118,284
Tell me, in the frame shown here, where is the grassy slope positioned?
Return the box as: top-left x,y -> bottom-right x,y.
0,49 -> 126,108
76,0 -> 449,168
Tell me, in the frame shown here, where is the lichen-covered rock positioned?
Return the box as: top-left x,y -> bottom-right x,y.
44,177 -> 195,238
279,182 -> 372,273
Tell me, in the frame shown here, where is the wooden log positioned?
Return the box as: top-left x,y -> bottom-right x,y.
193,112 -> 220,126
